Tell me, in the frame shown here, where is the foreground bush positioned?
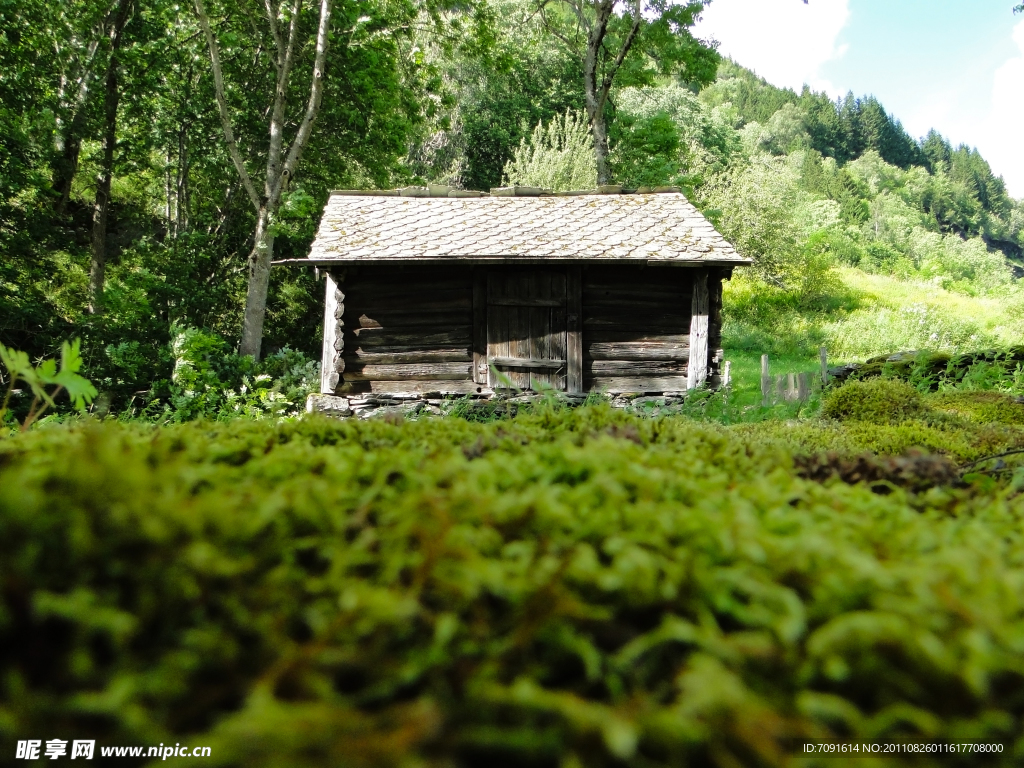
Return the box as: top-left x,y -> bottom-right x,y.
821,379 -> 923,424
2,410 -> 1023,767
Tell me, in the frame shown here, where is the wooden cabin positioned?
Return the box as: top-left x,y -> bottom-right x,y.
282,186 -> 750,401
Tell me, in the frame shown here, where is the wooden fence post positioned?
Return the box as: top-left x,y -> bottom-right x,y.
761,354 -> 770,406
797,372 -> 810,402
723,360 -> 731,388
820,346 -> 828,386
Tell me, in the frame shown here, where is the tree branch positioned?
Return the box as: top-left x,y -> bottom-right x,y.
274,0 -> 331,204
263,0 -> 284,68
601,0 -> 641,100
193,0 -> 262,211
266,0 -> 302,199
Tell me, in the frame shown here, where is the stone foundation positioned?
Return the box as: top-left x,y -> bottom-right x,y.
306,390 -> 699,419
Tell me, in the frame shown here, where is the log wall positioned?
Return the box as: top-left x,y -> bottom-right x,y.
331,264 -> 726,396
337,266 -> 479,395
582,266 -> 697,393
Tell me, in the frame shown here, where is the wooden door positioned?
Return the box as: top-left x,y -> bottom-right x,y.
487,271 -> 567,390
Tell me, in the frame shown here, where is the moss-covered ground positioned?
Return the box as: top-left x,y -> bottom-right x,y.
2,395 -> 1024,767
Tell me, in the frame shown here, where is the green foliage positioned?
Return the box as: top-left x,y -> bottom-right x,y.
822,379 -> 924,424
3,411 -> 1024,765
502,109 -> 597,190
0,339 -> 97,431
157,326 -> 318,422
609,112 -> 682,188
929,391 -> 1024,426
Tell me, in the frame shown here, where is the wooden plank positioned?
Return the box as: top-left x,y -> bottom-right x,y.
582,294 -> 691,310
584,376 -> 690,393
583,274 -> 691,290
486,301 -> 503,388
536,272 -> 564,390
488,297 -> 565,307
345,279 -> 472,300
586,360 -> 686,376
509,282 -> 531,388
321,272 -> 341,394
798,372 -> 810,402
584,314 -> 689,330
343,362 -> 472,381
491,356 -> 566,369
350,310 -> 472,329
586,342 -> 690,361
349,328 -> 471,348
346,293 -> 472,312
473,271 -> 487,384
344,349 -> 471,365
368,380 -> 493,395
707,270 -> 724,383
761,355 -> 771,406
586,331 -> 690,345
566,265 -> 582,394
686,270 -> 709,390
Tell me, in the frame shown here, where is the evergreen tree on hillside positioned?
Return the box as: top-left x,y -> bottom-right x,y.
799,88 -> 851,163
922,129 -> 952,172
856,97 -> 923,170
950,146 -> 1012,218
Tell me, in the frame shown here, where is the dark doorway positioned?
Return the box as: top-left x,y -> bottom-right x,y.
487,270 -> 567,390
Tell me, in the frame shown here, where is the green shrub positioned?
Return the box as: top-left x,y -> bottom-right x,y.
822,379 -> 924,424
2,411 -> 1024,766
928,391 -> 1024,425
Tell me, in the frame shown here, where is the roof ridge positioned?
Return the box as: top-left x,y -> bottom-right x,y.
330,185 -> 683,198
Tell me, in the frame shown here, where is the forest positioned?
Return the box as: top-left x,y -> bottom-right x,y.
1,0 -> 1022,418
3,0 -> 1024,765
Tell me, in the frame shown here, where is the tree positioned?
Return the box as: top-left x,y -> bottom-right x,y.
193,0 -> 491,359
534,0 -> 718,184
193,0 -> 333,359
89,0 -> 134,314
502,109 -> 597,190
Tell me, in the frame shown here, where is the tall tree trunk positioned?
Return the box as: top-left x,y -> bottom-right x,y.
53,132 -> 83,217
88,0 -> 132,314
582,1 -> 612,185
558,0 -> 640,186
53,33 -> 102,217
240,207 -> 275,359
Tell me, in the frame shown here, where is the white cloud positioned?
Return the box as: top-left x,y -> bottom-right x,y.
693,0 -> 850,95
927,19 -> 1024,199
981,19 -> 1024,198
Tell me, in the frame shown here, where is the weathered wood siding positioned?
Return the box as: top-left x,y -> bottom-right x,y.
582,267 -> 696,393
708,269 -> 725,389
332,264 -> 726,396
338,266 -> 478,395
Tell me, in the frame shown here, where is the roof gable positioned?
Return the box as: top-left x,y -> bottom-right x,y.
292,189 -> 750,266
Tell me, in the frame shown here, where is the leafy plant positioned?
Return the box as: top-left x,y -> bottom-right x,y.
0,340 -> 97,432
502,109 -> 597,191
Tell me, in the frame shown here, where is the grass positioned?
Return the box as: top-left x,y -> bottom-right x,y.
723,266 -> 1024,367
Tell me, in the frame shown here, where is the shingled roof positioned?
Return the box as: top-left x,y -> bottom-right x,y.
283,187 -> 750,266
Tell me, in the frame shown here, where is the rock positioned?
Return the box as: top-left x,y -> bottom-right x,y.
306,394 -> 352,417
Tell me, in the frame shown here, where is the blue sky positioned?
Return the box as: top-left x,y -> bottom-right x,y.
693,0 -> 1024,197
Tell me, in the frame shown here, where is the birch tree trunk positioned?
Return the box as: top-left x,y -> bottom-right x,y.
542,0 -> 642,186
194,0 -> 332,360
88,0 -> 133,314
53,25 -> 103,216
